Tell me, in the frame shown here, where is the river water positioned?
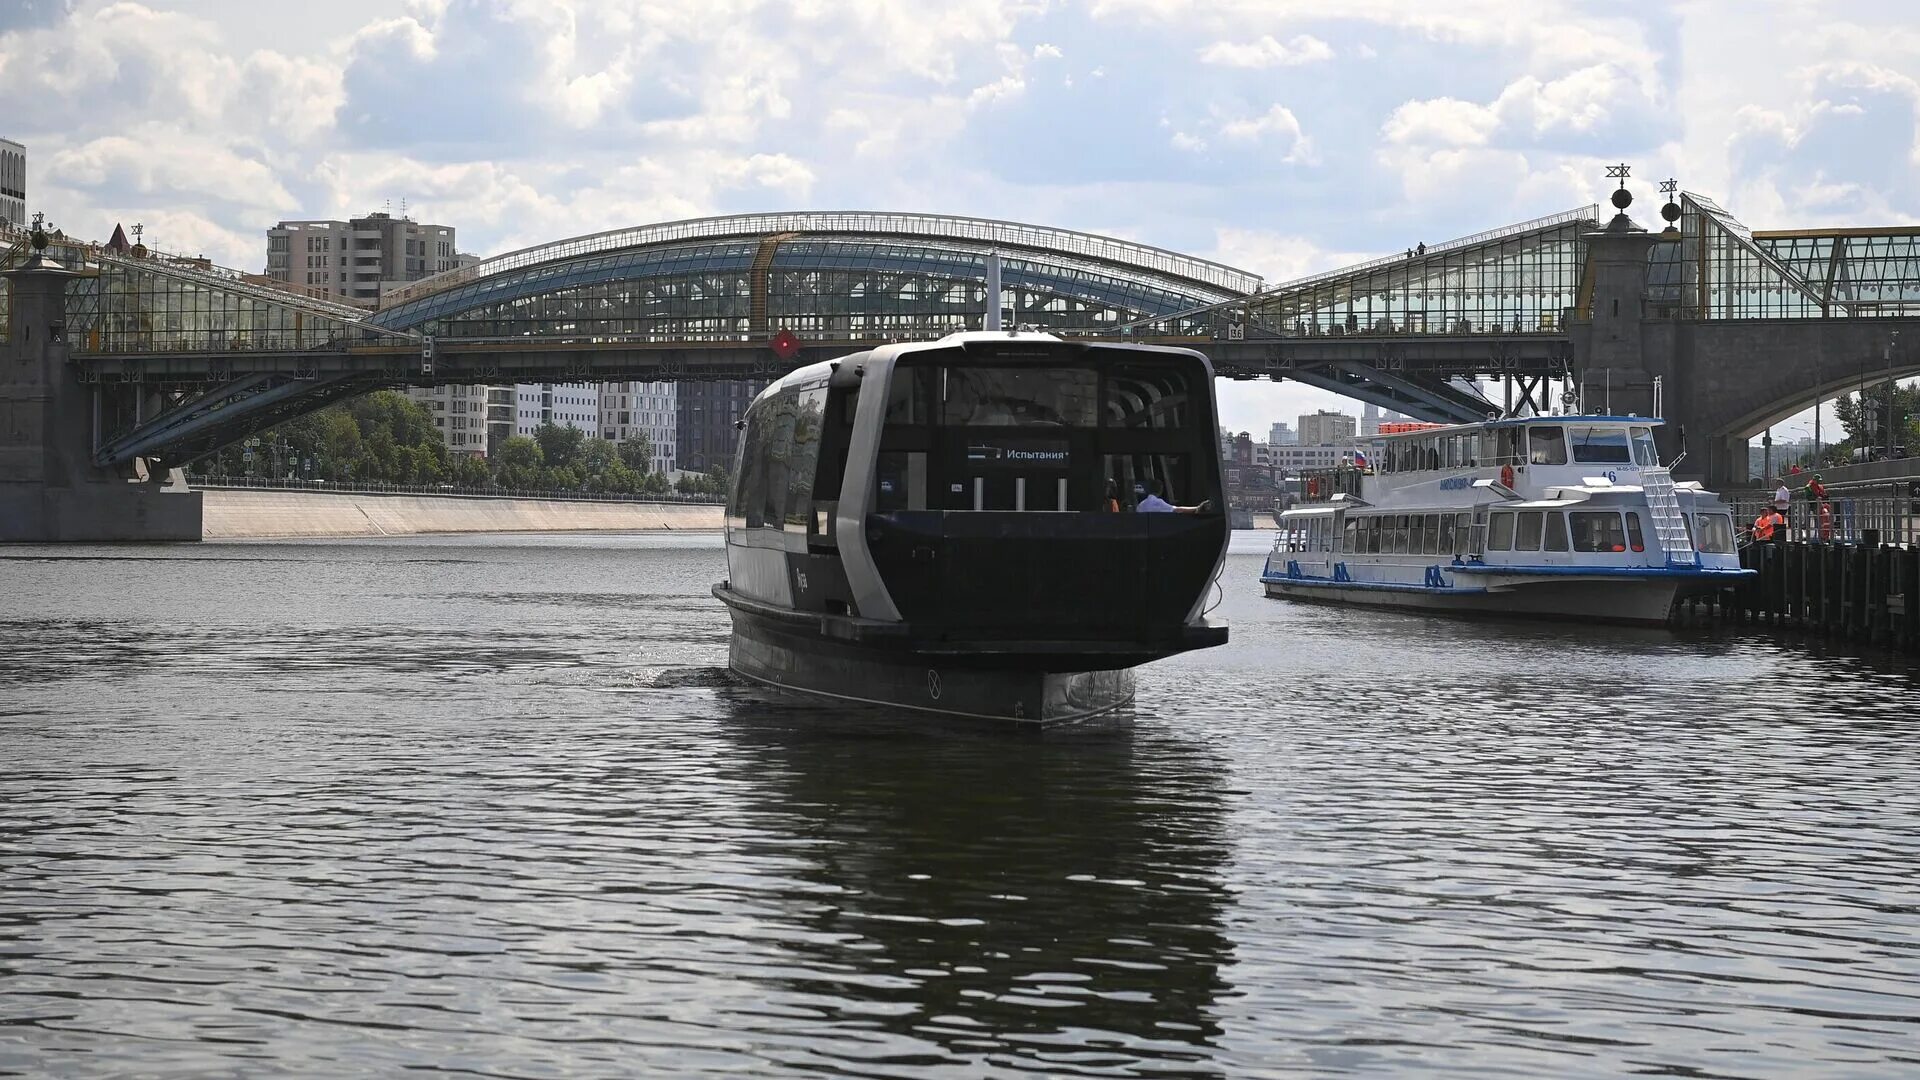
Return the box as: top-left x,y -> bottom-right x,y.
3,532 -> 1919,1078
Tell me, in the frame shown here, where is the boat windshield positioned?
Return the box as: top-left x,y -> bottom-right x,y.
1630,426 -> 1659,466
1569,425 -> 1632,464
1528,426 -> 1567,465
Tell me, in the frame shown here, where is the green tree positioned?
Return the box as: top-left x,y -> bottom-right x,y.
492,436 -> 544,489
535,422 -> 588,473
452,454 -> 492,488
617,432 -> 653,474
1833,382 -> 1920,459
319,412 -> 362,478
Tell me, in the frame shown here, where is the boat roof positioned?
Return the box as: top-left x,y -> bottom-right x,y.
1371,415 -> 1666,440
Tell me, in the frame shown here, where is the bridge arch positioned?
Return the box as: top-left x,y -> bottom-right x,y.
369,211 -> 1262,341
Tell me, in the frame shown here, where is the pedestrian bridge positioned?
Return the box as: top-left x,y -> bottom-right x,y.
4,194 -> 1919,488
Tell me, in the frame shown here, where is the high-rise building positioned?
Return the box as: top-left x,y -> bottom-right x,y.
600,381 -> 678,474
266,210 -> 505,457
515,383 -> 600,438
678,380 -> 767,474
1361,402 -> 1381,436
416,384 -> 513,458
265,210 -> 460,304
0,138 -> 24,230
1269,421 -> 1297,446
1298,409 -> 1357,447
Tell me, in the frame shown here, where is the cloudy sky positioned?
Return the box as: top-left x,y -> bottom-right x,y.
5,0 -> 1918,435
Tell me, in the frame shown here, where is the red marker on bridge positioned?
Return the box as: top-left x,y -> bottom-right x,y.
770,328 -> 800,361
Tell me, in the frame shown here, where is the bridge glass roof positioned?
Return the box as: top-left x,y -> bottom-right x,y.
371,229 -> 1244,341
1650,194 -> 1920,319
1118,206 -> 1601,340
4,234 -> 406,353
378,210 -> 1261,311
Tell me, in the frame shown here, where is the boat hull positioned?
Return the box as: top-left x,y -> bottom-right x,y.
725,604 -> 1136,724
1261,576 -> 1685,624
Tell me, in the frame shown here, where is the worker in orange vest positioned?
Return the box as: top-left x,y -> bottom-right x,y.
1752,507 -> 1786,543
1817,499 -> 1834,542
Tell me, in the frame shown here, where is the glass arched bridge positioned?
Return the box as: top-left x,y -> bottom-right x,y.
5,197 -> 1918,479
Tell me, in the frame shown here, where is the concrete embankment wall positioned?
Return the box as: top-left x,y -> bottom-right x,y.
201,489 -> 723,539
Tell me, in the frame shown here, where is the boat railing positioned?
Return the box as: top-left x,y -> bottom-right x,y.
1296,466 -> 1366,502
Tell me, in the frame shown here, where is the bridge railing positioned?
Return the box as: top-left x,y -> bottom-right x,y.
189,475 -> 726,505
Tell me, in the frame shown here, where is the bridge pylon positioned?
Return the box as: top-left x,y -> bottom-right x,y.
1,238 -> 201,541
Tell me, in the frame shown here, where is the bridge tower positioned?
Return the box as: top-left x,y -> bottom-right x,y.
1571,171 -> 1698,478
0,224 -> 201,541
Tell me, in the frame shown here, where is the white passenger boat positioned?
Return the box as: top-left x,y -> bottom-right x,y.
1262,416 -> 1754,623
714,331 -> 1230,723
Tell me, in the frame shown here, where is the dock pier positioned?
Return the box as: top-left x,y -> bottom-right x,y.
1679,539 -> 1920,655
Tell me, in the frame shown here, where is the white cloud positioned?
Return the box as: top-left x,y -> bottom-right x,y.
1218,104 -> 1315,162
1170,131 -> 1207,153
1197,34 -> 1333,68
1206,227 -> 1377,283
1382,98 -> 1498,147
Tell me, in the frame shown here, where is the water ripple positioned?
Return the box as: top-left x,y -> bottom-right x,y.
1,536 -> 1918,1077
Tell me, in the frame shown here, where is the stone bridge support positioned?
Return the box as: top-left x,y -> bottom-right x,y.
1572,221 -> 1920,490
1,253 -> 201,542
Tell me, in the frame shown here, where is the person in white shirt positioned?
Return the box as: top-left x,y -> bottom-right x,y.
1773,478 -> 1792,520
1134,479 -> 1210,514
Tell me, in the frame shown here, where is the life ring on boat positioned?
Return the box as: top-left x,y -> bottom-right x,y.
1307,477 -> 1321,498
1499,464 -> 1516,489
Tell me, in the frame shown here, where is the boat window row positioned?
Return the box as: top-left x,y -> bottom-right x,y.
1375,424 -> 1659,474
1488,510 -> 1639,553
1320,513 -> 1475,556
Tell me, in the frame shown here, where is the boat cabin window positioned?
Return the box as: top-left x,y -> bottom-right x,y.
942,366 -> 1098,427
1688,513 -> 1736,554
1482,427 -> 1522,466
730,379 -> 830,535
1488,511 -> 1515,551
1569,425 -> 1632,464
1625,511 -> 1647,552
1365,516 -> 1382,553
1528,426 -> 1568,466
1514,511 -> 1544,551
1629,426 -> 1659,467
1570,511 -> 1628,553
1543,511 -> 1569,552
869,355 -> 1218,514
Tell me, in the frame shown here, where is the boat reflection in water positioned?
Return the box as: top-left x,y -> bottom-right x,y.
714,331 -> 1230,723
712,700 -> 1235,1071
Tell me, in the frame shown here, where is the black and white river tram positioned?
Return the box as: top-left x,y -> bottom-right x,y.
712,330 -> 1230,723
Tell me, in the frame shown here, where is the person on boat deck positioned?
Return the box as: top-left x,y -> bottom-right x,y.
1752,506 -> 1787,543
1105,479 -> 1122,512
1807,473 -> 1828,502
1135,479 -> 1209,514
1772,478 -> 1792,518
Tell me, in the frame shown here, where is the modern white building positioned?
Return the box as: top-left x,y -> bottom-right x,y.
1297,410 -> 1357,447
601,381 -> 678,473
0,138 -> 24,230
1268,421 -> 1297,446
1269,444 -> 1348,472
415,384 -> 512,457
265,210 -> 461,304
515,383 -> 600,438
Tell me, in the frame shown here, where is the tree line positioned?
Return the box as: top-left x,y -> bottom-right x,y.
196,391 -> 731,496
